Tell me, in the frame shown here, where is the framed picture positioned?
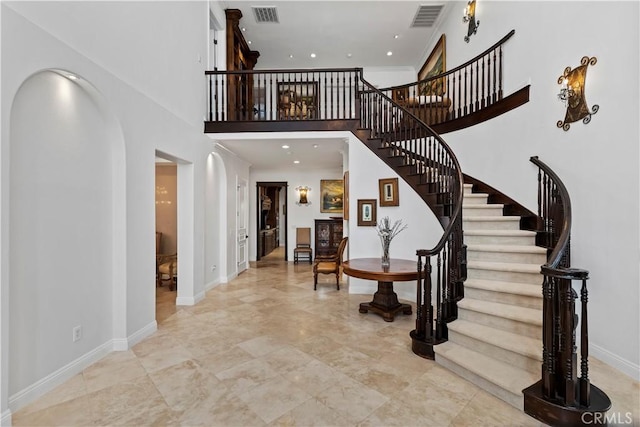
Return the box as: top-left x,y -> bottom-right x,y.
343,171 -> 350,220
418,34 -> 446,96
357,199 -> 377,226
320,179 -> 344,213
277,81 -> 318,120
379,178 -> 399,206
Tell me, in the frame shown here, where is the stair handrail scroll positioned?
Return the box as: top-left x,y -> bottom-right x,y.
357,73 -> 465,360
523,156 -> 610,426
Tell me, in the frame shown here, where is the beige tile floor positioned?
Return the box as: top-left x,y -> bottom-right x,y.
12,250 -> 640,426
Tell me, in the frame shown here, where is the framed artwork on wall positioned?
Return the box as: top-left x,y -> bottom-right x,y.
379,178 -> 399,206
277,81 -> 319,120
343,171 -> 350,220
357,199 -> 377,226
418,34 -> 446,96
320,179 -> 344,213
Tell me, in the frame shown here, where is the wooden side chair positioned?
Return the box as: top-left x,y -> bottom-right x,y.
157,253 -> 178,291
313,237 -> 348,291
293,227 -> 313,264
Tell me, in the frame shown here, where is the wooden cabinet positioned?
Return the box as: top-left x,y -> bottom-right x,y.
315,219 -> 343,258
259,228 -> 278,257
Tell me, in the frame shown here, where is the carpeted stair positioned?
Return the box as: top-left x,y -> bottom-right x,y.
435,183 -> 546,409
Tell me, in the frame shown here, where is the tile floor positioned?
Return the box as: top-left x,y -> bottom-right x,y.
12,251 -> 640,426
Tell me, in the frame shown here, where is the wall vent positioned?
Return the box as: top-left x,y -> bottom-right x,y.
252,6 -> 279,23
411,4 -> 444,27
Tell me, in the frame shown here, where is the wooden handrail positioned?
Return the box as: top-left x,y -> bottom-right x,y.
523,156 -> 611,425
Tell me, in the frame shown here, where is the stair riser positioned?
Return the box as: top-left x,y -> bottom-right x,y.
435,354 -> 524,409
463,207 -> 504,217
448,330 -> 541,374
464,287 -> 542,310
468,267 -> 542,285
463,195 -> 489,205
467,249 -> 547,265
458,307 -> 541,339
464,234 -> 536,246
463,219 -> 521,231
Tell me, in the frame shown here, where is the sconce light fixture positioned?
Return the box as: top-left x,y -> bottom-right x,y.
463,0 -> 479,43
295,186 -> 311,206
557,56 -> 599,131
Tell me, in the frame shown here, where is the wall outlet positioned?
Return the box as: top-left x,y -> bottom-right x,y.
72,326 -> 82,342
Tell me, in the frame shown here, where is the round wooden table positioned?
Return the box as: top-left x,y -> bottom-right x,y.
342,257 -> 417,322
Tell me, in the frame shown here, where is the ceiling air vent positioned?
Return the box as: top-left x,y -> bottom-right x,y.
411,4 -> 444,27
252,6 -> 279,23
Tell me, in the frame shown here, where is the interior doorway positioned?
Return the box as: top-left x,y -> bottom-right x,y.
256,182 -> 288,263
155,158 -> 177,323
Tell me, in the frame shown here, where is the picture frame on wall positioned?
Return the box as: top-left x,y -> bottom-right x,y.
418,34 -> 446,96
343,171 -> 349,220
379,178 -> 399,207
320,179 -> 344,213
357,199 -> 377,226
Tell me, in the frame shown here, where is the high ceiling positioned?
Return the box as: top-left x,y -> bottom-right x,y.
220,1 -> 453,70
213,1 -> 453,170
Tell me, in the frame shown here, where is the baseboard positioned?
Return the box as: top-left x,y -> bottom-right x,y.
176,296 -> 195,306
1,409 -> 12,426
225,272 -> 238,282
591,343 -> 640,381
126,321 -> 157,349
8,340 -> 113,413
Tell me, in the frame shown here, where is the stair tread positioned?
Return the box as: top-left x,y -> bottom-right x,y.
464,204 -> 504,209
467,244 -> 547,254
448,319 -> 542,361
436,341 -> 539,396
468,260 -> 542,273
463,216 -> 521,222
458,299 -> 542,325
464,229 -> 536,236
464,278 -> 542,297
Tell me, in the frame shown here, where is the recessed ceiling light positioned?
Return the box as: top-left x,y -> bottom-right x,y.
394,34 -> 400,39
313,144 -> 319,148
310,53 -> 316,58
247,40 -> 252,45
282,145 -> 290,149
241,27 -> 246,31
346,53 -> 352,58
387,51 -> 393,56
289,54 -> 294,59
293,160 -> 300,164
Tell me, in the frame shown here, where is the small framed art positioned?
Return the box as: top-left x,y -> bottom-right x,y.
379,178 -> 399,207
357,199 -> 377,226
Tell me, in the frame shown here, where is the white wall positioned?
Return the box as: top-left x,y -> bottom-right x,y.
432,1 -> 639,378
346,133 -> 442,301
1,1 -> 217,414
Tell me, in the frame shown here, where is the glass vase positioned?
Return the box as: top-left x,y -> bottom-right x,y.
381,241 -> 390,268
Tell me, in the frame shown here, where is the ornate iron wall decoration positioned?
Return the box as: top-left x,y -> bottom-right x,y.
463,0 -> 479,43
557,56 -> 599,131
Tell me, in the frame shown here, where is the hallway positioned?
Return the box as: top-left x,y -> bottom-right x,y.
12,261 -> 639,426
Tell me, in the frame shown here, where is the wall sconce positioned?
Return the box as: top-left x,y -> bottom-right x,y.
295,186 -> 311,206
463,0 -> 479,43
557,56 -> 599,131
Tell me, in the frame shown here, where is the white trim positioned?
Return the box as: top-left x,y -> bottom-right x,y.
126,321 -> 157,349
591,343 -> 640,381
1,409 -> 12,427
177,290 -> 206,306
225,272 -> 238,283
8,341 -> 112,412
